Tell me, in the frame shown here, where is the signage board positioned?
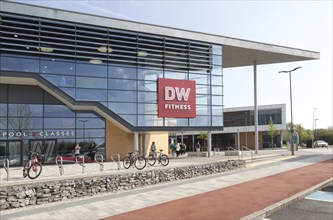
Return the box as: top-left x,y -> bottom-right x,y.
157,78 -> 196,118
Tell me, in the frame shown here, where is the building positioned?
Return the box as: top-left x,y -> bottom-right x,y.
0,1 -> 319,166
176,104 -> 286,152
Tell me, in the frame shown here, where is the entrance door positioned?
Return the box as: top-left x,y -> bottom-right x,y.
0,140 -> 23,166
29,139 -> 57,164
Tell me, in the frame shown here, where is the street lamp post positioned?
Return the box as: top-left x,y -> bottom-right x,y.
79,119 -> 89,143
314,118 -> 318,146
279,66 -> 302,156
312,108 -> 317,147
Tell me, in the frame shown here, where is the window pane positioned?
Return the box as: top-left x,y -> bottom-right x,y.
77,118 -> 105,129
44,118 -> 76,129
211,75 -> 223,86
119,115 -> 137,126
197,105 -> 211,115
109,79 -> 136,90
212,95 -> 223,105
0,104 -> 7,117
212,116 -> 223,126
189,116 -> 211,126
7,118 -> 42,130
8,104 -> 43,117
138,80 -> 156,92
164,71 -> 187,80
138,68 -> 163,81
60,88 -> 75,98
212,106 -> 223,115
212,55 -> 222,65
212,86 -> 223,95
76,63 -> 107,77
1,56 -> 39,73
41,74 -> 75,87
108,102 -> 137,114
138,103 -> 157,114
44,105 -> 75,117
138,115 -> 163,126
76,77 -> 107,89
165,118 -> 188,126
189,74 -> 210,85
138,92 -> 157,103
76,89 -> 107,101
108,90 -> 136,102
108,66 -> 136,79
212,65 -> 222,75
196,84 -> 210,95
196,95 -> 210,105
76,129 -> 105,138
212,45 -> 222,55
40,60 -> 75,75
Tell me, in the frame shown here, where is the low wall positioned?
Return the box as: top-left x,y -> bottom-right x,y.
0,160 -> 245,210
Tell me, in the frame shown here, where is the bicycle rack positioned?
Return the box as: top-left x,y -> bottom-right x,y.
111,154 -> 120,170
55,156 -> 64,176
94,154 -> 104,171
76,155 -> 85,173
3,159 -> 9,181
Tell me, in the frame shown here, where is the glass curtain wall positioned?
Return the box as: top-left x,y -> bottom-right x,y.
0,84 -> 105,165
0,12 -> 223,129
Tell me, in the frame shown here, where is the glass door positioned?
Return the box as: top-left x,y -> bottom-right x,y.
29,139 -> 57,164
0,140 -> 23,166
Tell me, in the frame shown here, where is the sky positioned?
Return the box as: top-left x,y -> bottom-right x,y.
12,0 -> 333,130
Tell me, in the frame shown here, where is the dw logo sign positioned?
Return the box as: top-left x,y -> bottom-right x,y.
157,78 -> 196,118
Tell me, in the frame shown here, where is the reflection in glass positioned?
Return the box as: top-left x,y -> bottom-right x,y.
212,65 -> 222,75
212,45 -> 222,55
196,84 -> 210,95
138,115 -> 163,126
212,116 -> 223,126
138,80 -> 156,92
40,60 -> 75,75
212,106 -> 223,115
189,74 -> 210,85
138,68 -> 163,81
212,95 -> 223,105
1,56 -> 39,73
76,89 -> 107,101
211,75 -> 223,86
76,63 -> 107,77
165,118 -> 188,126
109,79 -> 136,90
76,118 -> 105,129
76,129 -> 105,138
189,116 -> 211,126
108,102 -> 137,114
212,86 -> 223,95
109,66 -> 136,79
164,71 -> 187,80
108,90 -> 136,102
196,95 -> 210,105
41,74 -> 75,87
76,77 -> 107,89
44,118 -> 75,129
138,92 -> 157,103
119,114 -> 137,126
44,105 -> 75,117
197,105 -> 211,115
138,103 -> 157,114
8,104 -> 43,117
212,55 -> 222,66
60,88 -> 75,98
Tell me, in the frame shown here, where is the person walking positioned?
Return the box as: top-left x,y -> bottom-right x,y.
195,141 -> 201,157
176,143 -> 181,157
74,143 -> 81,163
150,141 -> 157,157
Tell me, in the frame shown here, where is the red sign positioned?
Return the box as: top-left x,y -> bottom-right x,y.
157,78 -> 196,118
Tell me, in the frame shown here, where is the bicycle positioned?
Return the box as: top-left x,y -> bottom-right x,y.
123,150 -> 147,170
147,149 -> 169,166
23,151 -> 43,179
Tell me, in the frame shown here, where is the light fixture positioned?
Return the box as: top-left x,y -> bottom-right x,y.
89,59 -> 103,64
98,46 -> 112,53
14,34 -> 18,38
37,46 -> 54,53
138,51 -> 148,57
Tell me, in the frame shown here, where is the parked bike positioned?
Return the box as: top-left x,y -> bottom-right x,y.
123,150 -> 147,170
23,151 -> 43,179
147,149 -> 169,166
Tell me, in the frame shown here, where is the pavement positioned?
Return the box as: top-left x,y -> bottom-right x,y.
0,148 -> 332,220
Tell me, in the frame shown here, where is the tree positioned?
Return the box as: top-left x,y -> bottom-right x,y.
283,122 -> 312,145
196,132 -> 208,150
267,116 -> 278,147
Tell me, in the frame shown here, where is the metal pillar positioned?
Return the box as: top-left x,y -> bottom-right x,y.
237,129 -> 240,150
134,132 -> 139,152
207,131 -> 212,157
254,63 -> 259,154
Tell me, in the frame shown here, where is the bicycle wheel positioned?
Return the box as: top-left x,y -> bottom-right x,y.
147,155 -> 156,166
160,154 -> 169,166
134,156 -> 147,170
27,162 -> 43,179
123,156 -> 131,169
23,160 -> 31,178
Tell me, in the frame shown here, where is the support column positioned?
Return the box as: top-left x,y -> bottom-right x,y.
237,129 -> 240,150
134,132 -> 139,152
207,131 -> 212,157
254,62 -> 259,154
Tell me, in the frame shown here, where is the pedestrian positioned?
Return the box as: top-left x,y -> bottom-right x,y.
170,141 -> 176,156
150,141 -> 157,157
176,143 -> 181,157
195,141 -> 201,156
74,143 -> 81,163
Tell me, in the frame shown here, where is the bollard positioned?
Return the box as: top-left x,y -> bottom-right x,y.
94,154 -> 104,171
76,155 -> 85,173
55,156 -> 64,176
3,159 -> 9,181
111,154 -> 121,170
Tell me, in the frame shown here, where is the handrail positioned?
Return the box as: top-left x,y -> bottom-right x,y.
3,159 -> 9,181
111,154 -> 121,170
94,154 -> 104,171
227,146 -> 240,161
241,146 -> 253,163
55,156 -> 64,176
75,155 -> 85,173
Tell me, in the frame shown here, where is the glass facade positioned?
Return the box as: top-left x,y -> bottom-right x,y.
0,12 -> 223,129
0,84 -> 105,166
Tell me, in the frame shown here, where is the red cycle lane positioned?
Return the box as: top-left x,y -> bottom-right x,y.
103,159 -> 333,220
